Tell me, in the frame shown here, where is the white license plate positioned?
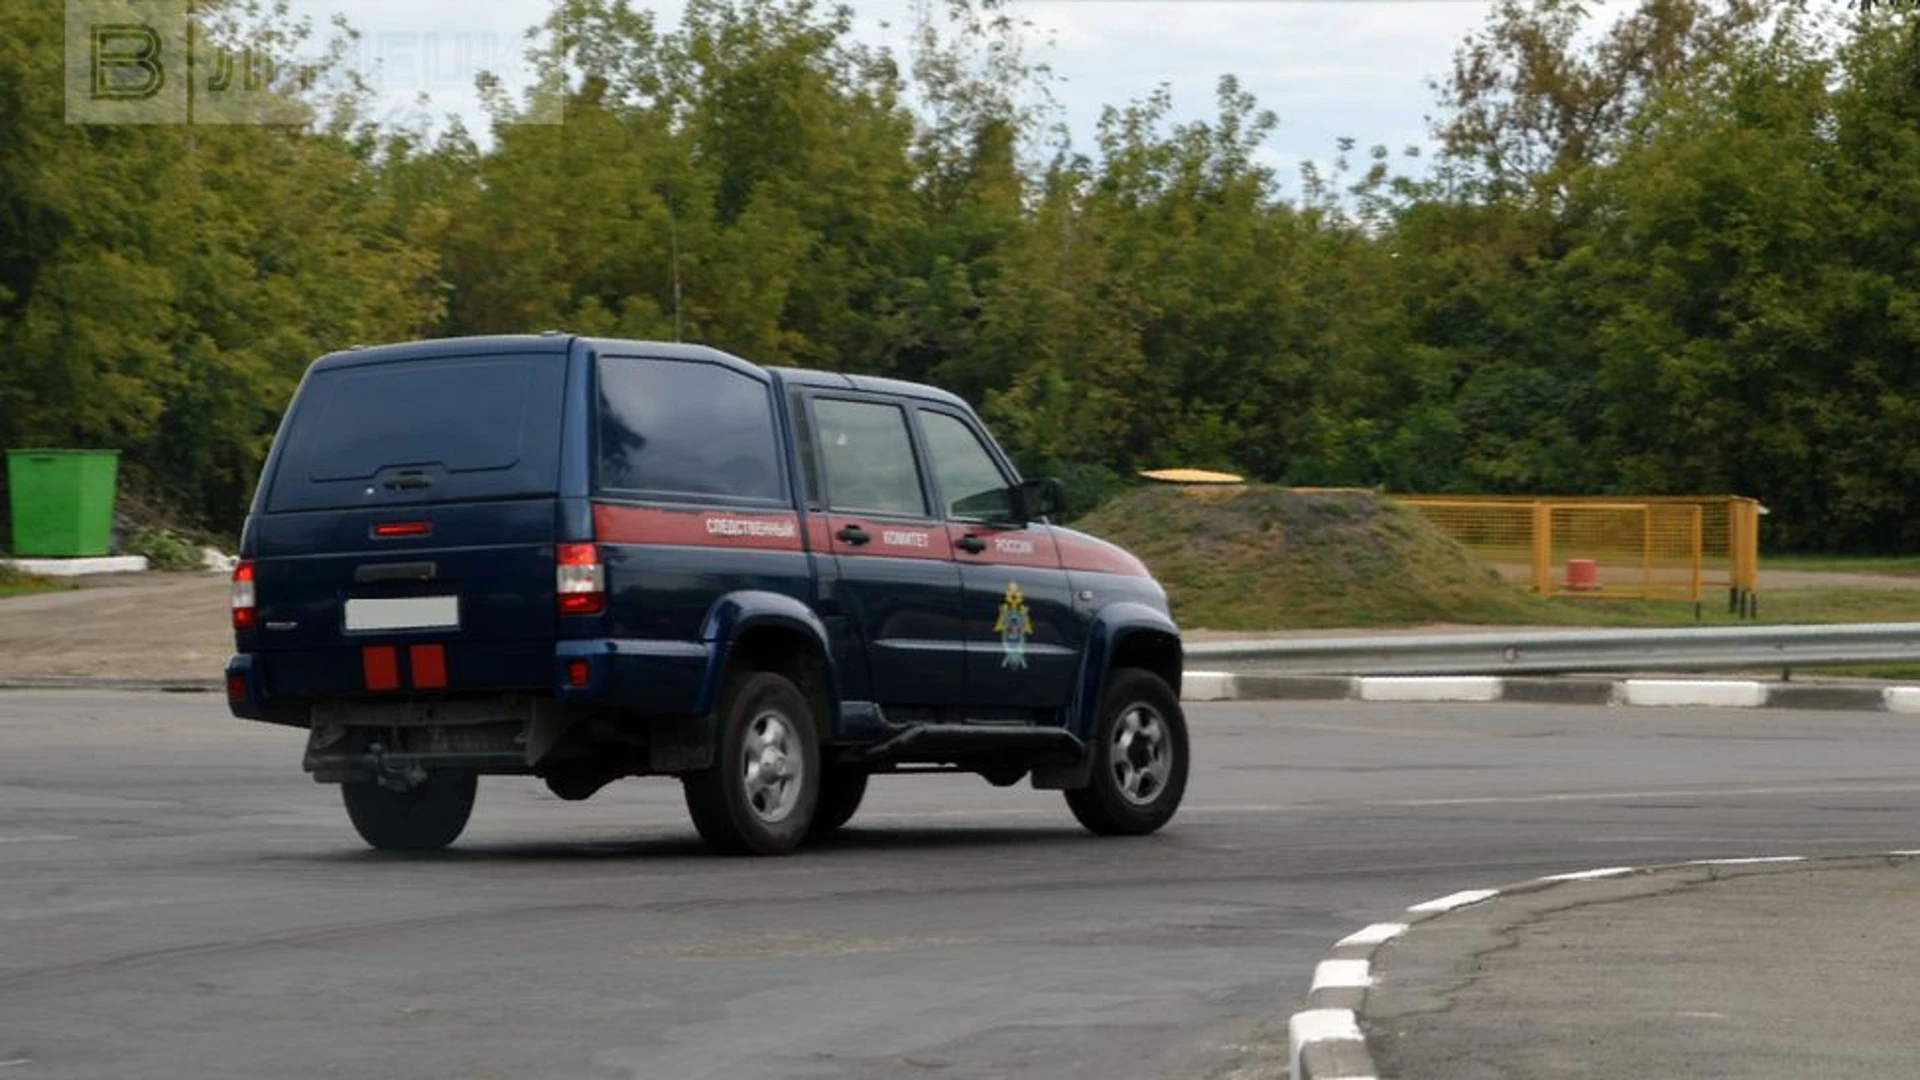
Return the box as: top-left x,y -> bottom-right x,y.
344,596 -> 459,632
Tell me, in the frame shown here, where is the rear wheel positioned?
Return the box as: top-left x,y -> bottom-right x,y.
1065,668 -> 1188,836
683,671 -> 819,855
808,766 -> 869,837
341,771 -> 477,852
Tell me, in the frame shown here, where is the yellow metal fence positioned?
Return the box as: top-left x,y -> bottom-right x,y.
1398,495 -> 1761,613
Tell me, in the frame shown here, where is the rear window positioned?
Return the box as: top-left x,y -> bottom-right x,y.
595,356 -> 785,505
264,355 -> 565,513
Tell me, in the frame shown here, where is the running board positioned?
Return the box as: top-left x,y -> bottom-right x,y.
852,723 -> 1085,768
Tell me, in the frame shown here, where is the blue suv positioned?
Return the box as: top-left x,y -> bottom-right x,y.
226,335 -> 1188,855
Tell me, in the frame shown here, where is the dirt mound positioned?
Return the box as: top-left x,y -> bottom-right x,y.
1073,485 -> 1558,630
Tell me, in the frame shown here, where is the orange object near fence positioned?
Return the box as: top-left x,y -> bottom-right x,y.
1395,495 -> 1761,613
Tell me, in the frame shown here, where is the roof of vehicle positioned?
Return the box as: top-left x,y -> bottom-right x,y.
309,334 -> 971,410
768,367 -> 969,411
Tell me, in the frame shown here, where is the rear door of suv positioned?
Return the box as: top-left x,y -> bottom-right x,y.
799,393 -> 967,707
242,341 -> 570,700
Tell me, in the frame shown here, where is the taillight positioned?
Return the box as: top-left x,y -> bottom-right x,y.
556,544 -> 605,615
231,561 -> 257,629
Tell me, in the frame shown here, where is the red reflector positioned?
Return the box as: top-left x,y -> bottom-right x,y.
232,607 -> 258,630
557,593 -> 605,615
373,521 -> 432,538
226,674 -> 247,702
409,645 -> 447,690
362,646 -> 399,692
567,659 -> 590,688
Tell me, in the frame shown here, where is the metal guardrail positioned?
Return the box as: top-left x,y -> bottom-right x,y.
1184,623 -> 1920,676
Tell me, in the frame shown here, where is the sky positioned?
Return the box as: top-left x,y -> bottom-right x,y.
288,0 -> 1505,188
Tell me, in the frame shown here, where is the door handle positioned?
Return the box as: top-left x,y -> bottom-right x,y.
382,471 -> 434,491
956,534 -> 986,554
354,561 -> 438,583
836,524 -> 871,546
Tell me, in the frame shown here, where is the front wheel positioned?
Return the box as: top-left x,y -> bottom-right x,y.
683,671 -> 820,855
341,771 -> 477,852
1065,668 -> 1189,836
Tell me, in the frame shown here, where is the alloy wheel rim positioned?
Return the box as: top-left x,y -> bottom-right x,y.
742,710 -> 803,823
1110,703 -> 1172,806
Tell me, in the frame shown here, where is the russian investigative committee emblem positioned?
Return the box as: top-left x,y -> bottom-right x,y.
995,581 -> 1031,671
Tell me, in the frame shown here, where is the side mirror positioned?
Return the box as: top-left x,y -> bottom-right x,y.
1010,477 -> 1068,523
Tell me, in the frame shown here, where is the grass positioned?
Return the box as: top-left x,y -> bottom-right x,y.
1072,484 -> 1920,633
1076,485 -> 1582,631
0,563 -> 72,599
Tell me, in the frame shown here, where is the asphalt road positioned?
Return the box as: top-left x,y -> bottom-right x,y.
4,694 -> 1920,1080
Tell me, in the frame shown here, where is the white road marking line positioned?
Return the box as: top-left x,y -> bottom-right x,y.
0,834 -> 77,843
1385,782 -> 1920,807
1537,866 -> 1636,882
1337,923 -> 1409,948
1407,888 -> 1498,914
0,1059 -> 31,1069
1687,855 -> 1805,866
1311,959 -> 1373,991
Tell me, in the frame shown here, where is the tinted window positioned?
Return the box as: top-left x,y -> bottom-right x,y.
597,357 -> 784,503
921,411 -> 1012,520
813,399 -> 927,517
265,355 -> 565,513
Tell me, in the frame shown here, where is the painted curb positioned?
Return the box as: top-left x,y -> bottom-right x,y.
1,555 -> 149,576
0,676 -> 219,693
1182,671 -> 1918,711
1285,851 -> 1920,1079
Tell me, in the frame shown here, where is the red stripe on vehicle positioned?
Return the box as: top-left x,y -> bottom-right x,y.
362,646 -> 399,692
829,518 -> 954,560
409,644 -> 447,690
947,525 -> 1061,568
594,504 -> 804,551
1053,532 -> 1150,577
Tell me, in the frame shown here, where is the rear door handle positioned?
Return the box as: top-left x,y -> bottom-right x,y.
383,472 -> 434,491
836,525 -> 871,546
956,535 -> 986,554
355,561 -> 438,583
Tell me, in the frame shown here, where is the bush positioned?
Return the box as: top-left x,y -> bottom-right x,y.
123,526 -> 202,571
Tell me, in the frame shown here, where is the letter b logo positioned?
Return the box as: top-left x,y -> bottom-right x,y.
90,23 -> 164,100
66,1 -> 188,124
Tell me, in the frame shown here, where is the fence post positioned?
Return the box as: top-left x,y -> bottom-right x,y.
1531,502 -> 1552,595
1690,505 -> 1703,609
1641,504 -> 1653,598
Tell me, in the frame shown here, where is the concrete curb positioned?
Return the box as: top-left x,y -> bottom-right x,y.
0,676 -> 219,693
1286,850 -> 1920,1079
1,555 -> 150,576
1182,671 -> 1920,711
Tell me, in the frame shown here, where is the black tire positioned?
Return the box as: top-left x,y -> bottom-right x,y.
341,771 -> 477,852
683,671 -> 820,855
808,766 -> 869,837
1065,668 -> 1189,836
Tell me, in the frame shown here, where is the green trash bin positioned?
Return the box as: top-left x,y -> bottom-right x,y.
5,449 -> 120,557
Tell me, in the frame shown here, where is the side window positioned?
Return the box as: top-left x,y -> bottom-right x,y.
812,399 -> 928,517
596,357 -> 785,503
921,411 -> 1013,521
